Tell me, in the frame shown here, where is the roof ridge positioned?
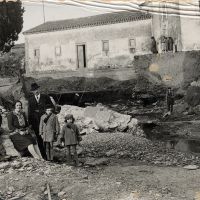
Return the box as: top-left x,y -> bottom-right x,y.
41,10 -> 147,24
24,10 -> 151,35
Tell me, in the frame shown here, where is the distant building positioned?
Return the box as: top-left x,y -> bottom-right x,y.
23,11 -> 152,75
24,10 -> 200,77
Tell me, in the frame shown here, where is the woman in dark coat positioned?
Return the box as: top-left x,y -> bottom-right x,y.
7,101 -> 43,159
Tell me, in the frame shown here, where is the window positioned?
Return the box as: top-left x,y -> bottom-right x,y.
102,40 -> 109,52
34,49 -> 40,58
55,46 -> 61,56
129,39 -> 136,48
129,39 -> 136,53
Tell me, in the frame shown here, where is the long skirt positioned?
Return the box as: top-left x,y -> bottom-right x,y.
10,133 -> 36,152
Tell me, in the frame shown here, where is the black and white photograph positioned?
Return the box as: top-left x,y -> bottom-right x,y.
1,0 -> 200,199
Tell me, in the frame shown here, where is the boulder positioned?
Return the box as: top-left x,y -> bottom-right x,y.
1,135 -> 21,157
57,105 -> 139,133
57,105 -> 85,129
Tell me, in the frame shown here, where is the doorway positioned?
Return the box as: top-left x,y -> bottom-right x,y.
76,44 -> 86,68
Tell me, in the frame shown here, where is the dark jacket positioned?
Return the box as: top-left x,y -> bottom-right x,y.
7,111 -> 29,133
28,94 -> 53,134
60,123 -> 81,146
166,91 -> 174,105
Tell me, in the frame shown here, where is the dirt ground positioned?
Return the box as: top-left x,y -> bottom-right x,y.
0,157 -> 200,200
0,130 -> 200,200
1,100 -> 200,200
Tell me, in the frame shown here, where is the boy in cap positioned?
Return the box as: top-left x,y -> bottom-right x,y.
39,104 -> 60,161
166,87 -> 174,115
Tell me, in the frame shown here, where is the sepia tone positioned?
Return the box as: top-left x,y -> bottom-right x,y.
1,0 -> 200,200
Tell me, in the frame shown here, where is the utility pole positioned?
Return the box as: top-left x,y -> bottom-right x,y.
42,0 -> 45,23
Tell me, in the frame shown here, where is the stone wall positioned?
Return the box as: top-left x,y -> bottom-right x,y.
136,51 -> 200,87
181,17 -> 200,51
26,51 -> 200,87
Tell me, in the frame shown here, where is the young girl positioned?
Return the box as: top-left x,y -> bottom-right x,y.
39,104 -> 60,161
60,114 -> 82,166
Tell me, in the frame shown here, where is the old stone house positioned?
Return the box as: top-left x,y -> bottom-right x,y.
24,11 -> 153,76
24,9 -> 200,79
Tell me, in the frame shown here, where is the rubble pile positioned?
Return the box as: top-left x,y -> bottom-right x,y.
0,157 -> 80,200
57,105 -> 143,136
80,132 -> 200,166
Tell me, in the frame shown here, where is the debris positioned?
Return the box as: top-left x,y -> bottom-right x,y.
11,161 -> 22,169
82,175 -> 88,179
47,183 -> 52,200
105,149 -> 117,157
0,162 -> 10,170
85,158 -> 109,167
183,165 -> 199,170
23,193 -> 41,200
58,191 -> 66,197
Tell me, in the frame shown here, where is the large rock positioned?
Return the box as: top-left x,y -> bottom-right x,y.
57,105 -> 139,133
57,105 -> 85,129
1,135 -> 21,157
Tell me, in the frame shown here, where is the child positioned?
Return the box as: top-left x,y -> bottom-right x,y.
60,114 -> 82,166
39,104 -> 60,161
166,87 -> 174,115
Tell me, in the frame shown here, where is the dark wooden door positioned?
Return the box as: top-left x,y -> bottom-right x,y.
77,45 -> 86,68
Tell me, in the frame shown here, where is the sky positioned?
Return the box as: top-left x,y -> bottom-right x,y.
18,0 -> 199,43
18,1 -> 109,43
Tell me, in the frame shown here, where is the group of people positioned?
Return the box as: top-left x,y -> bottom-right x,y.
151,36 -> 177,54
160,36 -> 175,53
0,83 -> 82,166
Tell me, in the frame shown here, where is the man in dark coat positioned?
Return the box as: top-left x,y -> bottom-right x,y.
28,83 -> 54,159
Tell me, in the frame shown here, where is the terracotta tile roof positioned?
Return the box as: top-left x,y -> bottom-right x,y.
23,11 -> 151,35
